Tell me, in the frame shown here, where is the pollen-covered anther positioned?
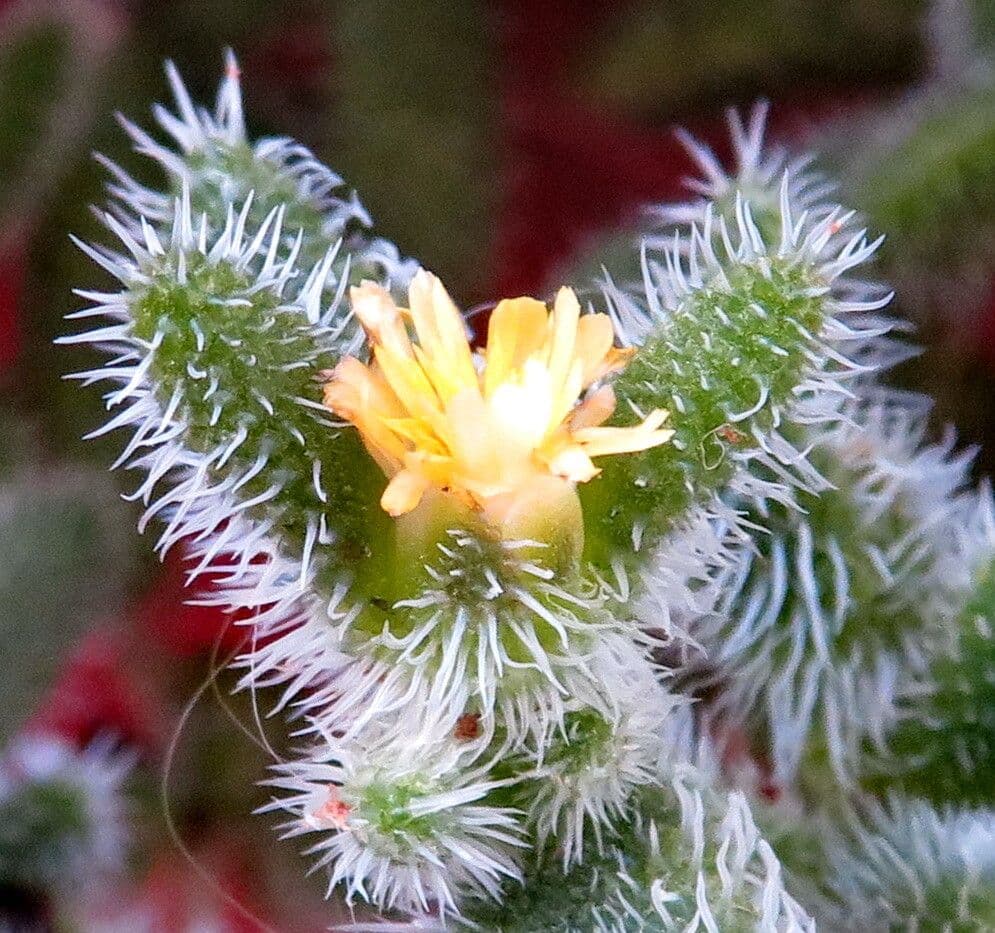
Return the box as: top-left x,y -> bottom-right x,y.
322,269 -> 673,531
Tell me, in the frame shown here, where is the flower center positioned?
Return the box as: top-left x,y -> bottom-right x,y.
323,269 -> 672,531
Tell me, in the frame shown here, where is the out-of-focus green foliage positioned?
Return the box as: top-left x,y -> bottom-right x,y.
0,458 -> 135,742
580,0 -> 927,114
863,557 -> 995,807
0,22 -> 71,216
0,774 -> 89,891
0,1 -> 125,225
845,85 -> 995,272
330,0 -> 495,296
972,0 -> 995,50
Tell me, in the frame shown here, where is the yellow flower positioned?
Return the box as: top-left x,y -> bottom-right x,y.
323,270 -> 672,529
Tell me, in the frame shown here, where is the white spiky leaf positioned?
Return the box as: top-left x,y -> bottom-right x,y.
101,51 -> 416,293
682,392 -> 974,784
260,720 -> 525,919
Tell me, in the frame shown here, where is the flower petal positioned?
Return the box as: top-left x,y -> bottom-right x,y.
373,342 -> 450,440
483,297 -> 548,396
547,444 -> 600,483
407,269 -> 479,401
573,409 -> 674,457
546,287 -> 581,394
350,281 -> 413,359
324,357 -> 408,470
569,385 -> 617,430
380,469 -> 431,516
328,270 -> 674,523
574,313 -> 616,386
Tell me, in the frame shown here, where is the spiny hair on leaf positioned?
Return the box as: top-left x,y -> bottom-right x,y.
824,795 -> 995,929
649,102 -> 838,244
60,190 -> 384,569
863,480 -> 995,807
606,179 -> 890,351
582,185 -> 895,573
651,105 -> 914,375
950,478 -> 995,592
632,498 -> 755,655
683,391 -> 976,785
462,773 -> 814,931
0,734 -> 134,892
233,519 -> 666,750
625,779 -> 816,932
519,640 -> 684,871
98,50 -> 417,288
260,718 -> 526,920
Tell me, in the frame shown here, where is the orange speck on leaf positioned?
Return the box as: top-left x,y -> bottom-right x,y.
312,785 -> 351,830
454,713 -> 481,741
717,424 -> 747,445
